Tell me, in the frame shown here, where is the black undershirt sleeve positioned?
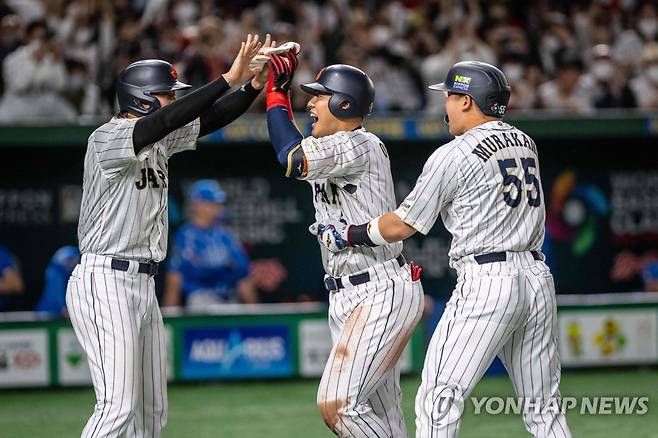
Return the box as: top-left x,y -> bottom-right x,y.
198,80 -> 262,138
132,76 -> 231,152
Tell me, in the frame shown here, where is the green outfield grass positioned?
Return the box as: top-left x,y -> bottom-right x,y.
1,369 -> 656,437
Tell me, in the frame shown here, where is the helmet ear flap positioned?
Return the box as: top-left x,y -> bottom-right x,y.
484,88 -> 510,116
329,92 -> 358,119
117,81 -> 161,116
133,94 -> 160,115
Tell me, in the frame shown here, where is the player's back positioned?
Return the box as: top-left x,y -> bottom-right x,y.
443,120 -> 546,262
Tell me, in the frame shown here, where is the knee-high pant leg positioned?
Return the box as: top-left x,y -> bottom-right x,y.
125,277 -> 167,438
415,262 -> 572,438
318,269 -> 424,437
67,269 -> 167,438
415,272 -> 527,438
499,269 -> 571,438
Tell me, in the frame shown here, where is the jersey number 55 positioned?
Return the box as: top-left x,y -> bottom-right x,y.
497,157 -> 542,208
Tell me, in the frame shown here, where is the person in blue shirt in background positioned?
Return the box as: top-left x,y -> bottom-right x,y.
36,246 -> 80,317
0,245 -> 24,311
643,261 -> 658,292
164,179 -> 258,309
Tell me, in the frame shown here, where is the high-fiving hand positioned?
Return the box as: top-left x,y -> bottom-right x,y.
223,33 -> 264,87
251,34 -> 276,89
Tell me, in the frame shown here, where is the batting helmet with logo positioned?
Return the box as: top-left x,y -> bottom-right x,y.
429,61 -> 511,117
116,59 -> 191,116
300,64 -> 375,119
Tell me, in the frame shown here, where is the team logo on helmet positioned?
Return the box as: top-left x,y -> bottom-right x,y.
315,67 -> 326,80
453,75 -> 472,91
490,102 -> 507,115
171,66 -> 179,79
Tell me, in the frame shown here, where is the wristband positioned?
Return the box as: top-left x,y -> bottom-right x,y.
346,216 -> 388,247
366,216 -> 389,246
266,90 -> 292,112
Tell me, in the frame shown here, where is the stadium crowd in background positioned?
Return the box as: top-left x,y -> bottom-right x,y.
0,0 -> 657,123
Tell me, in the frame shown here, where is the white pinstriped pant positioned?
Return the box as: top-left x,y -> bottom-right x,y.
415,251 -> 571,438
66,254 -> 167,438
317,261 -> 424,438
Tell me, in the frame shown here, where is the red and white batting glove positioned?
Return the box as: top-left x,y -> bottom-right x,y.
266,51 -> 299,112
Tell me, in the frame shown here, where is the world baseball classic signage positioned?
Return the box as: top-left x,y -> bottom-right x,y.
181,325 -> 293,379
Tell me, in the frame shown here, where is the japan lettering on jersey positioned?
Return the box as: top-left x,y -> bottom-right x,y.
300,128 -> 402,277
395,120 -> 545,265
78,117 -> 200,262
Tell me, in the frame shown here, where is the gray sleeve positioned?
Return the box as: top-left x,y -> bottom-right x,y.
394,143 -> 460,235
93,119 -> 138,180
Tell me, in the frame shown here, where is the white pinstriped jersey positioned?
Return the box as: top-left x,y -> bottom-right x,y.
395,120 -> 545,266
78,117 -> 200,262
301,128 -> 402,277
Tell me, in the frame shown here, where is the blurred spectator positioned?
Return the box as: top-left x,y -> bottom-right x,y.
0,19 -> 77,123
613,7 -> 646,68
164,180 -> 258,309
0,14 -> 23,95
538,50 -> 593,113
180,15 -> 229,89
0,245 -> 24,311
586,44 -> 636,109
630,42 -> 658,110
61,58 -> 101,117
35,246 -> 80,318
500,52 -> 539,110
539,12 -> 578,75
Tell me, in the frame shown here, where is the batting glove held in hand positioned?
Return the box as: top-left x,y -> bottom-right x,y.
268,51 -> 299,93
309,221 -> 351,253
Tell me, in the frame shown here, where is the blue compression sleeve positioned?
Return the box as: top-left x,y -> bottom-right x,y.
267,106 -> 305,176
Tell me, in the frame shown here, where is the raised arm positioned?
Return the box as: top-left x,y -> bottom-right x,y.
264,50 -> 307,177
134,34 -> 266,152
197,34 -> 276,137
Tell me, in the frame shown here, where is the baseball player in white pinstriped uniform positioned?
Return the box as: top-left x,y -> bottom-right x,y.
315,61 -> 572,438
265,53 -> 424,437
66,35 -> 273,437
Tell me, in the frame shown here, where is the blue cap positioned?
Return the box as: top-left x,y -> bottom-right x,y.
52,246 -> 80,270
189,179 -> 226,203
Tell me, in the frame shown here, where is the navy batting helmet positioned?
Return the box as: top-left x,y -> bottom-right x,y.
300,64 -> 375,119
429,61 -> 510,117
116,60 -> 191,116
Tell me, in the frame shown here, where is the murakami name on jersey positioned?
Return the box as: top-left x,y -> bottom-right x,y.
471,132 -> 537,162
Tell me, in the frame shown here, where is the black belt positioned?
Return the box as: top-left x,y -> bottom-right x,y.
111,258 -> 159,276
474,251 -> 542,265
324,255 -> 406,292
